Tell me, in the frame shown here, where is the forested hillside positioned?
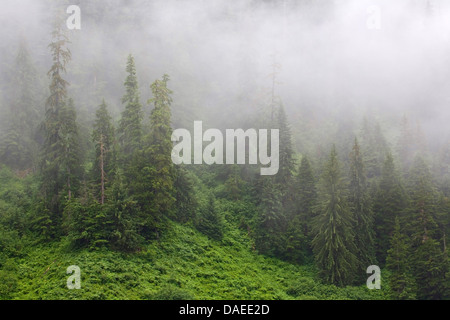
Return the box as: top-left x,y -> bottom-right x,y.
0,0 -> 449,300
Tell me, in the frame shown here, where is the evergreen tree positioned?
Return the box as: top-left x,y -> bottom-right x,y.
349,138 -> 376,273
407,156 -> 448,299
359,118 -> 389,179
311,146 -> 358,286
285,155 -> 317,263
117,54 -> 143,173
174,166 -> 197,224
60,98 -> 82,202
40,22 -> 81,224
255,176 -> 285,257
224,165 -> 244,201
104,169 -> 143,252
91,99 -> 116,204
0,40 -> 41,170
294,155 -> 317,237
132,75 -> 176,233
196,195 -> 223,241
373,153 -> 408,264
386,217 -> 417,300
275,104 -> 296,191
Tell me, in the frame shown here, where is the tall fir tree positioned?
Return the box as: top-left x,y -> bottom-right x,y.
311,146 -> 358,286
348,138 -> 376,273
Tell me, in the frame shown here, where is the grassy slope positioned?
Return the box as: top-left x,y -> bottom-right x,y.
9,220 -> 388,300
0,166 -> 390,300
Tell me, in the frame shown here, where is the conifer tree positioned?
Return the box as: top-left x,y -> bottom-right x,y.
275,104 -> 295,190
174,166 -> 197,224
60,98 -> 82,201
386,217 -> 417,300
373,153 -> 408,264
311,146 -> 358,286
360,119 -> 389,179
407,156 -> 448,299
92,100 -> 116,204
285,155 -> 317,262
255,176 -> 285,257
294,155 -> 317,237
40,22 -> 81,220
196,195 -> 223,241
0,40 -> 40,170
117,54 -> 142,172
133,75 -> 176,232
349,138 -> 376,272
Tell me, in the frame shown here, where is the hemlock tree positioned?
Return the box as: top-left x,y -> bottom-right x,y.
311,146 -> 358,287
92,100 -> 116,204
349,138 -> 376,274
386,217 -> 417,300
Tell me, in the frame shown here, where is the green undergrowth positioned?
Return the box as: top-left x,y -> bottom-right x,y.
4,221 -> 388,300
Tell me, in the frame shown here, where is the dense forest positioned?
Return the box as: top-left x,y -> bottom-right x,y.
0,0 -> 449,300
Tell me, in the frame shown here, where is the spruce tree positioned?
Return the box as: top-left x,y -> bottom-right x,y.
311,146 -> 358,286
349,138 -> 376,273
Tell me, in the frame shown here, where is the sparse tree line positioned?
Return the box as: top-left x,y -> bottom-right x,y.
0,22 -> 449,300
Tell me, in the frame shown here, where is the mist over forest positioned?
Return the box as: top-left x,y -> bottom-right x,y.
0,0 -> 449,302
2,0 -> 450,149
